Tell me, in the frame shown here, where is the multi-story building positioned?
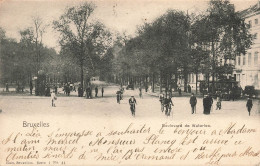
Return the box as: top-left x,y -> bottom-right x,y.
234,1 -> 260,90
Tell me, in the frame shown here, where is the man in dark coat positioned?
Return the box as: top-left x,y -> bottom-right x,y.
188,84 -> 191,93
6,83 -> 9,92
189,93 -> 197,114
54,85 -> 58,94
101,87 -> 104,97
78,84 -> 82,97
246,97 -> 253,116
203,95 -> 212,115
116,90 -> 121,104
178,87 -> 182,96
29,81 -> 33,95
95,86 -> 98,97
86,86 -> 90,98
129,96 -> 137,117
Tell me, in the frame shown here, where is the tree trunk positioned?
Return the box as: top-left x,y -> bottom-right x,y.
196,72 -> 198,94
211,40 -> 215,94
152,73 -> 155,93
183,68 -> 188,93
80,62 -> 84,89
159,72 -> 162,93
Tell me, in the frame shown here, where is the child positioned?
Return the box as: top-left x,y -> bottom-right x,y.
246,97 -> 253,116
216,96 -> 221,110
51,90 -> 57,107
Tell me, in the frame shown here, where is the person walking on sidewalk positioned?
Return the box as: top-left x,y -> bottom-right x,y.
189,93 -> 197,114
95,86 -> 98,97
216,96 -> 222,110
159,93 -> 165,112
139,87 -> 143,98
51,90 -> 57,107
246,97 -> 253,116
116,90 -> 122,104
101,87 -> 104,97
129,96 -> 137,117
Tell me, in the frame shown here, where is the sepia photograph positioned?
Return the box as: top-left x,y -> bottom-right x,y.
0,0 -> 259,165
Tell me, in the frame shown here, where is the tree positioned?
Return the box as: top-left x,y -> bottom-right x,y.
204,0 -> 253,92
53,2 -> 112,88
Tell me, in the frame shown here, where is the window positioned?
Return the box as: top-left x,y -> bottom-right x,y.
248,53 -> 251,66
243,54 -> 246,65
237,56 -> 241,66
255,19 -> 258,25
249,20 -> 252,28
254,52 -> 258,66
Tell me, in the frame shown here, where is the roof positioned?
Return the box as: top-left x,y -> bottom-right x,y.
239,2 -> 260,18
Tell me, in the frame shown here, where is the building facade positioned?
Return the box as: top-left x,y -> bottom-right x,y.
234,1 -> 260,90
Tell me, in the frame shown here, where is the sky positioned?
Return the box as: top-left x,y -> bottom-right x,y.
0,0 -> 258,51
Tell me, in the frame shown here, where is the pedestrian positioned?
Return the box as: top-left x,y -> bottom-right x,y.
178,87 -> 182,96
246,97 -> 253,116
101,87 -> 104,97
5,83 -> 9,92
54,85 -> 58,94
51,90 -> 57,107
139,87 -> 142,98
95,86 -> 98,97
188,84 -> 191,93
86,86 -> 90,98
164,96 -> 173,116
189,93 -> 197,114
159,93 -> 165,112
89,87 -> 93,98
30,81 -> 33,95
67,84 -> 70,96
129,96 -> 137,117
216,96 -> 222,110
116,90 -> 121,104
78,84 -> 82,97
203,95 -> 212,115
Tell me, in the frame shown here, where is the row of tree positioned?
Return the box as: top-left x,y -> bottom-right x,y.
0,25 -> 59,87
103,0 -> 253,93
0,0 -> 254,95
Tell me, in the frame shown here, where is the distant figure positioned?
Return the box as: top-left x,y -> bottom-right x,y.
67,84 -> 70,96
164,96 -> 173,116
78,84 -> 83,97
95,86 -> 98,97
139,87 -> 142,98
5,83 -> 9,92
54,85 -> 58,94
86,86 -> 91,99
145,84 -> 148,92
246,97 -> 253,116
208,94 -> 213,111
159,93 -> 165,112
189,93 -> 197,114
216,96 -> 222,110
51,90 -> 57,107
203,95 -> 212,115
129,96 -> 137,117
116,90 -> 122,104
101,87 -> 104,97
178,87 -> 182,96
188,84 -> 191,93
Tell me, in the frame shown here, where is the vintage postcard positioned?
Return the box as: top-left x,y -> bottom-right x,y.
0,0 -> 259,165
